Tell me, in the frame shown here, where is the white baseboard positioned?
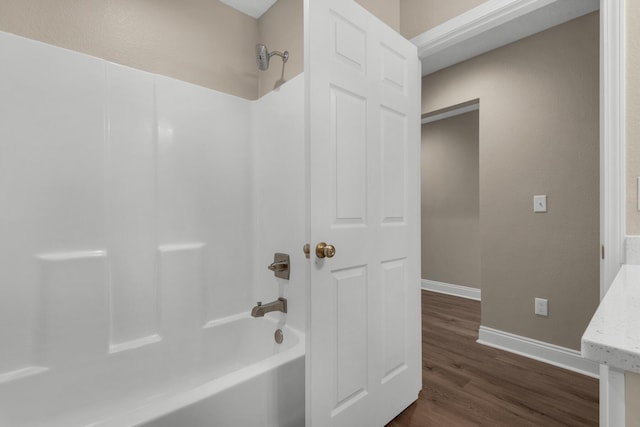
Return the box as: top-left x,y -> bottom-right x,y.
477,326 -> 599,378
421,279 -> 481,301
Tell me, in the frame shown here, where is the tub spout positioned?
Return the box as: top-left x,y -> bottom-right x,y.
251,297 -> 287,317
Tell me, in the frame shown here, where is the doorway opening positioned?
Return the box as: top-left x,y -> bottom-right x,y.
420,100 -> 481,301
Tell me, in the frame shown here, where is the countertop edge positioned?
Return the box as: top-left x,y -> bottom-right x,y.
581,264 -> 640,373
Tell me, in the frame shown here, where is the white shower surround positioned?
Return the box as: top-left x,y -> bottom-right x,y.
102,316 -> 305,427
0,30 -> 305,426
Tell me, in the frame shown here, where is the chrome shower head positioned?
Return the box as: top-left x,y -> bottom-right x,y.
255,44 -> 289,71
256,44 -> 269,71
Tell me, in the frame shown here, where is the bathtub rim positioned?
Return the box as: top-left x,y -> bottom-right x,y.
92,314 -> 305,427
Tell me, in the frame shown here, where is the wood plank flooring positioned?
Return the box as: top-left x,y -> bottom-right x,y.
387,291 -> 598,426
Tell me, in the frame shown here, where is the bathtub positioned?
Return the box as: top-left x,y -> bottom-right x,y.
95,314 -> 305,427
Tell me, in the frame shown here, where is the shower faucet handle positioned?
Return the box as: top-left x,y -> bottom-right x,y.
268,253 -> 290,280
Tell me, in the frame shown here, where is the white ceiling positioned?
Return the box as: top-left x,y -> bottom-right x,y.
219,0 -> 277,19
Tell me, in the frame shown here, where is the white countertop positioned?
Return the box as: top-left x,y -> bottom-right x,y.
582,264 -> 640,372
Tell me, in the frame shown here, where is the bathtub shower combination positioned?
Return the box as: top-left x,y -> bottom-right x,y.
0,29 -> 305,427
0,1 -> 423,426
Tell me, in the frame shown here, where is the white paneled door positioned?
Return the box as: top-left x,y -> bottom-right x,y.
306,1 -> 422,426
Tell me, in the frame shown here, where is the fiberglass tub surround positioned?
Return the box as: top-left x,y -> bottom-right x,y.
101,316 -> 305,427
0,30 -> 305,427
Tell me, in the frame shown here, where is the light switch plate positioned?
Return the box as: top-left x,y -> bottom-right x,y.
533,195 -> 547,213
535,298 -> 548,316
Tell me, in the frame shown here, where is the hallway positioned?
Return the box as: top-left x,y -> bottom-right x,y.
388,291 -> 598,426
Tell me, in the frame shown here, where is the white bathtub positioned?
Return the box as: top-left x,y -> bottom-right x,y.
95,314 -> 305,427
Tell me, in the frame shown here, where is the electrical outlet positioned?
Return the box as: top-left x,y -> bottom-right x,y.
535,298 -> 548,317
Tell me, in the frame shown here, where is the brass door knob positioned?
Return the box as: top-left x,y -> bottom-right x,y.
316,242 -> 336,258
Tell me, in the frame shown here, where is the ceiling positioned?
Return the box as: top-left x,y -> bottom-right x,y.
219,0 -> 277,19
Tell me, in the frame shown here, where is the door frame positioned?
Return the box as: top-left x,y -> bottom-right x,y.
599,1 -> 626,425
412,0 -> 626,424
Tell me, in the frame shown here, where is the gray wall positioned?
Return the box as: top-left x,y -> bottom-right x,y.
628,371 -> 640,427
422,12 -> 600,350
0,0 -> 404,99
355,0 -> 400,32
0,0 -> 260,99
627,0 -> 640,234
400,0 -> 487,39
421,111 -> 480,289
257,0 -> 303,98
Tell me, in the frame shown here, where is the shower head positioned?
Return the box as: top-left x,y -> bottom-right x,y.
255,44 -> 289,71
256,44 -> 269,70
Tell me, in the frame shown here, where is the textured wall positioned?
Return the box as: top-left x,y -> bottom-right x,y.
355,0 -> 400,32
400,0 -> 488,39
421,111 -> 481,289
422,13 -> 599,350
257,0 -> 303,98
627,0 -> 640,234
0,0 -> 259,99
0,0 -> 401,99
628,372 -> 640,427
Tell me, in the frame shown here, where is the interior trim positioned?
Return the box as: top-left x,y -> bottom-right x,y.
478,326 -> 600,379
421,279 -> 481,301
599,0 -> 625,299
599,1 -> 626,423
411,0 -> 599,76
421,100 -> 479,125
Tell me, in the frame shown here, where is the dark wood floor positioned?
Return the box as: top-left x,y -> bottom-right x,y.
387,291 -> 598,426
